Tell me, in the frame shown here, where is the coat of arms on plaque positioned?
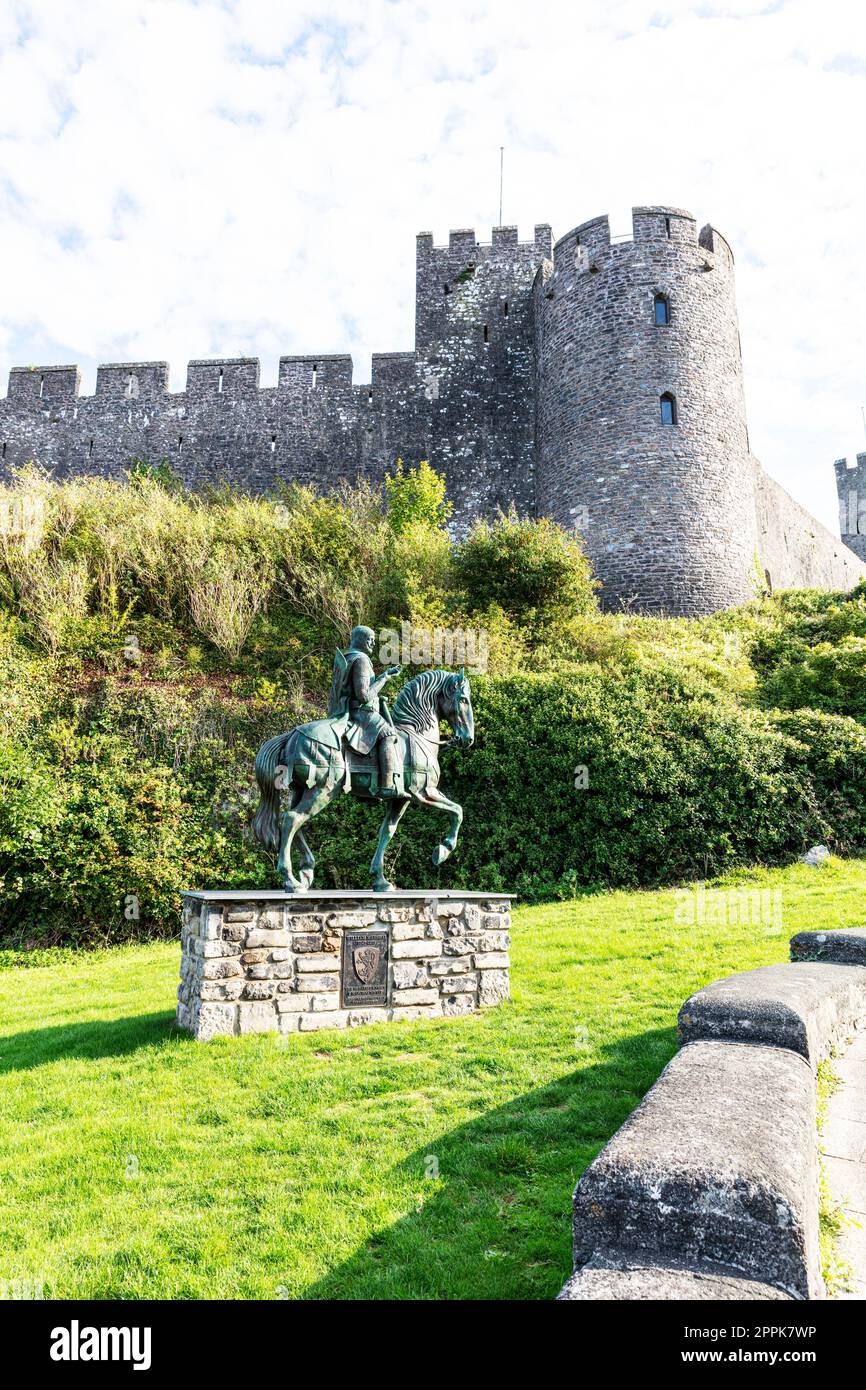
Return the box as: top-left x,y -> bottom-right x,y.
341,929 -> 389,1007
353,945 -> 381,984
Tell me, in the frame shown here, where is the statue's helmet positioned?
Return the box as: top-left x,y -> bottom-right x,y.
349,625 -> 375,650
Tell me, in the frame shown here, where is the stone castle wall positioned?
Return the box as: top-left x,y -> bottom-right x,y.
2,205 -> 863,614
756,464 -> 866,592
835,453 -> 866,565
0,225 -> 551,529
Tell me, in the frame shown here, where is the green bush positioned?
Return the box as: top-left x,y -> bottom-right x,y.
5,658 -> 864,944
384,458 -> 452,534
759,638 -> 866,721
450,510 -> 598,643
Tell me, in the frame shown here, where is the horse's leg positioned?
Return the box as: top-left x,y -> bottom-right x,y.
294,827 -> 315,891
370,798 -> 410,893
276,786 -> 300,889
413,786 -> 463,867
281,781 -> 341,891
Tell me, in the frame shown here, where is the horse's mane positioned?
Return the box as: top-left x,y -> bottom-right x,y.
391,668 -> 452,733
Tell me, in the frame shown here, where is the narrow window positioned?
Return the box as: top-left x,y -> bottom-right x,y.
659,392 -> 677,425
218,369 -> 224,394
126,373 -> 134,397
2,443 -> 6,459
178,435 -> 183,454
311,363 -> 318,388
88,439 -> 94,456
127,409 -> 132,425
368,390 -> 373,404
270,433 -> 277,453
502,300 -> 509,317
665,216 -> 671,239
654,293 -> 670,326
483,324 -> 489,343
38,374 -> 44,398
443,283 -> 450,295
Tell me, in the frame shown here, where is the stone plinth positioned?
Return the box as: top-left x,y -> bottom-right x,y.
176,890 -> 511,1040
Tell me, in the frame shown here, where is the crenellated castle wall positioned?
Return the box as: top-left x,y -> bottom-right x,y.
1,206 -> 863,615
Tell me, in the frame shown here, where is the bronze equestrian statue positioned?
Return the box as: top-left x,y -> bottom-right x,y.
253,626 -> 474,892
328,625 -> 404,796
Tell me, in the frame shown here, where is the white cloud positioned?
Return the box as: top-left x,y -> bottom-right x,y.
0,0 -> 864,530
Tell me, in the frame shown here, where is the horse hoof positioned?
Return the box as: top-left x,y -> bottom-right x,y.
299,869 -> 314,891
432,844 -> 451,867
372,878 -> 394,893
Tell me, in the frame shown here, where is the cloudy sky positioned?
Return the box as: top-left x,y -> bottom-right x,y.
0,0 -> 864,531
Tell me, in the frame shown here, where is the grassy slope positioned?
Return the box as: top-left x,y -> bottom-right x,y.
1,858 -> 864,1301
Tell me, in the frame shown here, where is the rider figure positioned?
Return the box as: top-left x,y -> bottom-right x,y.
330,626 -> 402,796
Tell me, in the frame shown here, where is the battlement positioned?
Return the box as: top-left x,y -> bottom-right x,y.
835,453 -> 866,476
371,353 -> 416,388
549,207 -> 733,271
2,356 -> 366,404
95,362 -> 170,398
278,355 -> 353,390
8,365 -> 81,404
416,224 -> 554,259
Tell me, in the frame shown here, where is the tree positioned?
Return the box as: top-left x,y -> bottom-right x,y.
384,459 -> 452,534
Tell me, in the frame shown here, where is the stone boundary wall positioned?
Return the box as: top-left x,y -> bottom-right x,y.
176,890 -> 511,1041
559,929 -> 866,1301
754,463 -> 866,593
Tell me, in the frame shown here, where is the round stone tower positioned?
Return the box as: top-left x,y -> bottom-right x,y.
533,206 -> 757,615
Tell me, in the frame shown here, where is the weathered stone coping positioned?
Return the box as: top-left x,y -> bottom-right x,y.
181,889 -> 504,902
678,961 -> 866,1069
790,929 -> 866,966
558,1253 -> 795,1302
570,1040 -> 820,1300
560,927 -> 866,1301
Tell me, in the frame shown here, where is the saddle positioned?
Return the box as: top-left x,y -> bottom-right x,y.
299,707 -> 407,797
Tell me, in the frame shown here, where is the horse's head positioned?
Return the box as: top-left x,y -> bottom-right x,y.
439,668 -> 474,749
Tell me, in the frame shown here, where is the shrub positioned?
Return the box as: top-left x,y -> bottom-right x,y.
450,510 -> 598,644
186,545 -> 274,659
384,458 -> 452,534
759,638 -> 866,721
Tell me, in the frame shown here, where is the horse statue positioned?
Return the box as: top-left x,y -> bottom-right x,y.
252,629 -> 474,892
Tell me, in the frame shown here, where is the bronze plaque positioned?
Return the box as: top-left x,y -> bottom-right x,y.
341,930 -> 389,1008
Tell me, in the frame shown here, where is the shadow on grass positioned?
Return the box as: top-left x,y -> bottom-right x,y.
303,1024 -> 677,1301
0,1011 -> 181,1073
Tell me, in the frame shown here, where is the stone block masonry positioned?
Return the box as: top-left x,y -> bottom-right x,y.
3,204 -> 864,615
176,890 -> 511,1040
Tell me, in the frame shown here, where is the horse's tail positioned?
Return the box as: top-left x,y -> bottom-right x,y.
253,730 -> 298,850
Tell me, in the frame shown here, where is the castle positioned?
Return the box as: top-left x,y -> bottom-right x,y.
2,203 -> 864,615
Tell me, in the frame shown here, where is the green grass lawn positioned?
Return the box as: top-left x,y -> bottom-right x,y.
1,858 -> 864,1301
